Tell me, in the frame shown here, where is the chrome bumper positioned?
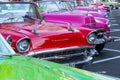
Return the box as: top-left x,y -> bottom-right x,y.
64,56 -> 93,68
104,32 -> 114,42
27,46 -> 97,68
94,31 -> 113,44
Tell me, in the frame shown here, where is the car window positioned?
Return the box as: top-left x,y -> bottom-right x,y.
0,3 -> 37,23
37,1 -> 69,13
0,39 -> 10,54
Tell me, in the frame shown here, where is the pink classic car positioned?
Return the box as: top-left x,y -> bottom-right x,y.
0,2 -> 109,67
69,1 -> 110,18
90,2 -> 109,10
77,7 -> 109,18
37,1 -> 112,53
76,2 -> 110,18
64,0 -> 110,18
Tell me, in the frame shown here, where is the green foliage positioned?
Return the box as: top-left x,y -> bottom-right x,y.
38,6 -> 44,13
102,2 -> 117,6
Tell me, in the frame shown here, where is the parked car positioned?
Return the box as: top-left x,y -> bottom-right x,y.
90,2 -> 109,10
77,2 -> 110,17
36,0 -> 112,52
114,3 -> 120,9
44,0 -> 110,18
0,33 -> 119,80
0,2 -> 105,68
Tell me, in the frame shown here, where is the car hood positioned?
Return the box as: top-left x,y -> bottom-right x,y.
0,55 -> 119,80
0,22 -> 38,36
0,21 -> 80,36
77,7 -> 98,11
0,22 -> 88,52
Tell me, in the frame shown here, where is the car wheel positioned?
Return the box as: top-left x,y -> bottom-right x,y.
95,43 -> 105,53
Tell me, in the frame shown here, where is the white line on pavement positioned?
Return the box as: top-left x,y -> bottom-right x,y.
103,48 -> 120,53
110,20 -> 117,23
111,24 -> 119,26
109,36 -> 120,42
93,56 -> 120,64
112,36 -> 120,38
110,30 -> 117,33
110,29 -> 120,32
114,39 -> 120,42
109,18 -> 116,20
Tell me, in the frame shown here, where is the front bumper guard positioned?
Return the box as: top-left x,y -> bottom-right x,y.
94,32 -> 114,44
27,46 -> 97,68
64,56 -> 93,68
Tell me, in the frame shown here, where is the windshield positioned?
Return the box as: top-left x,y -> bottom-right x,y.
0,3 -> 37,23
0,34 -> 15,56
37,1 -> 70,13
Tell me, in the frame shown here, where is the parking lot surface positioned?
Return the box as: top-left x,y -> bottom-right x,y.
82,9 -> 120,78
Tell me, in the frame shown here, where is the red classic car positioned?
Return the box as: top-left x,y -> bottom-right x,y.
0,2 -> 108,67
0,33 -> 120,80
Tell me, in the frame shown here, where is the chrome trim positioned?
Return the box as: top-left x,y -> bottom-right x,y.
93,28 -> 106,32
16,37 -> 30,52
27,46 -> 95,56
6,35 -> 12,45
45,20 -> 75,32
42,52 -> 85,60
87,32 -> 96,44
87,29 -> 106,44
27,46 -> 95,67
94,39 -> 105,44
64,56 -> 93,67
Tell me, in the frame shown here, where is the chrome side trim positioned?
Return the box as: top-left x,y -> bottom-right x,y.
87,29 -> 107,44
42,52 -> 85,60
6,35 -> 12,45
27,46 -> 95,56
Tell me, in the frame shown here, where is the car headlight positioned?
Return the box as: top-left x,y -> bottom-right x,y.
87,33 -> 97,44
107,21 -> 111,28
16,38 -> 30,52
6,35 -> 12,45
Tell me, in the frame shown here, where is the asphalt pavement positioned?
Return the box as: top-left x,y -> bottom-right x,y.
82,9 -> 120,78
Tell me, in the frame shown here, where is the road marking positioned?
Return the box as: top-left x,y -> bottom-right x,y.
110,20 -> 117,23
114,39 -> 120,42
109,18 -> 116,20
112,36 -> 120,38
93,56 -> 120,64
112,36 -> 120,41
110,29 -> 120,32
93,48 -> 120,64
111,24 -> 119,26
103,48 -> 120,53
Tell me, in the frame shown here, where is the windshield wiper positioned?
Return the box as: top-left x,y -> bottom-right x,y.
23,15 -> 35,21
23,15 -> 41,22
